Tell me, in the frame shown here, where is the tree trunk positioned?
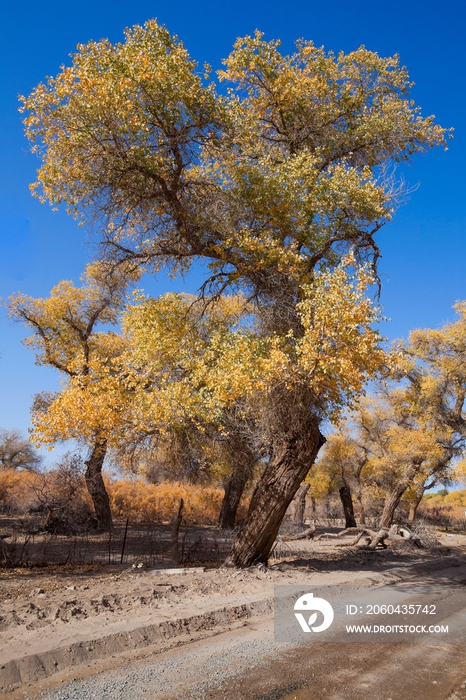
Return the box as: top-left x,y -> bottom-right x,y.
408,490 -> 424,524
378,463 -> 420,529
293,483 -> 310,526
339,484 -> 357,528
171,498 -> 184,565
219,465 -> 249,530
354,488 -> 366,525
226,418 -> 325,567
84,437 -> 112,531
407,478 -> 437,525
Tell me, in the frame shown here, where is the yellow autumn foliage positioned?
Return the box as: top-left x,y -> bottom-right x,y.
122,257 -> 386,438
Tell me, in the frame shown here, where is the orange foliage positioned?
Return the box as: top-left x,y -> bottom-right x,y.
0,469 -> 46,512
420,490 -> 466,521
1,469 -> 249,526
108,479 -> 249,525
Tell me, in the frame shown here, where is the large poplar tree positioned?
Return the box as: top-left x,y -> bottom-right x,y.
20,20 -> 448,565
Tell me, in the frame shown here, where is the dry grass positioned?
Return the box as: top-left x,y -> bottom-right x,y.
108,478 -> 250,524
0,470 -> 250,527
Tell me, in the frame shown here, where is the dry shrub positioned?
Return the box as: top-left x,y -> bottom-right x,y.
1,467 -> 251,528
0,469 -> 39,513
108,479 -> 249,525
419,490 -> 466,528
419,503 -> 465,523
25,454 -> 95,534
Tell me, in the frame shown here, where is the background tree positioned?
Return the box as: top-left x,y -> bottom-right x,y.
387,301 -> 466,523
404,474 -> 443,525
20,20 -> 448,565
401,301 -> 466,442
0,428 -> 42,471
314,427 -> 369,526
354,391 -> 457,528
8,262 -> 136,531
118,291 -> 263,529
0,429 -> 42,515
215,416 -> 260,530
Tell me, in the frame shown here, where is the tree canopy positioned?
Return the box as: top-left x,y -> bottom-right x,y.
21,20 -> 448,298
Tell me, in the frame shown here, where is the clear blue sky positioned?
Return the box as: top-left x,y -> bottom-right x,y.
0,0 -> 465,462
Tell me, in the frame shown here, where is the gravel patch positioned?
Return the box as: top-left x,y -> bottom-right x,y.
39,632 -> 284,700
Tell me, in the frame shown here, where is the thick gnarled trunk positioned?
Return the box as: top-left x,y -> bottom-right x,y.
219,464 -> 250,530
339,484 -> 357,528
226,418 -> 325,567
84,437 -> 112,531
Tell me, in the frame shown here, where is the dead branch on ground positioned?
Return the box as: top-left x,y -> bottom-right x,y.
317,524 -> 423,550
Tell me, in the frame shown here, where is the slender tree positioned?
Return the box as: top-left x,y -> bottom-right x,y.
406,476 -> 438,524
8,262 -> 135,530
315,429 -> 369,525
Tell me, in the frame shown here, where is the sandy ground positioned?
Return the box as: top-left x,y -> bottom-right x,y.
1,529 -> 466,699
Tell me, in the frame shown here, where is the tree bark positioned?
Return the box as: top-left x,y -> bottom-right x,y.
226,417 -> 325,567
171,498 -> 184,565
84,437 -> 112,532
354,487 -> 366,525
407,478 -> 437,524
378,463 -> 421,529
339,484 -> 357,528
219,464 -> 250,530
293,483 -> 310,526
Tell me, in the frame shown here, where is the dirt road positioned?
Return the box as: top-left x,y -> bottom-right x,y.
30,616 -> 466,700
2,535 -> 465,700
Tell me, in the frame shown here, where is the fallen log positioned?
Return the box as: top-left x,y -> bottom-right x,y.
317,524 -> 423,550
279,525 -> 316,541
315,527 -> 362,540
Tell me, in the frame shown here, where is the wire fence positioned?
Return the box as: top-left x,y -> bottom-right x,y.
0,518 -> 235,569
1,512 -> 463,570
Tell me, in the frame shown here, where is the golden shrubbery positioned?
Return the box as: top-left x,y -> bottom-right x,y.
420,490 -> 466,522
108,479 -> 249,524
0,469 -> 29,511
0,469 -> 250,526
423,490 -> 466,508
